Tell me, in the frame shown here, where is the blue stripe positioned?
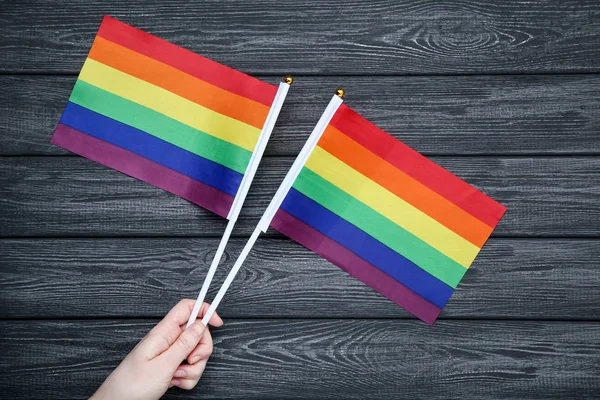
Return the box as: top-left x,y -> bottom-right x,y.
60,102 -> 242,196
281,188 -> 454,308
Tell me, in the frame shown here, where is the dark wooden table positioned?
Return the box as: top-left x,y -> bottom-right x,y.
1,1 -> 600,398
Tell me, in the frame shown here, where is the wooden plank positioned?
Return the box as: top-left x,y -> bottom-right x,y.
1,156 -> 599,237
0,238 -> 598,320
0,319 -> 598,399
3,74 -> 600,157
1,1 -> 600,75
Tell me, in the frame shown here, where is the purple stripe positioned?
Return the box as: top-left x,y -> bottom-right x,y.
51,123 -> 233,218
271,209 -> 442,325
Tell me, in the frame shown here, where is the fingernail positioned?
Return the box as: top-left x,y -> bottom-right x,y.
174,369 -> 187,378
188,321 -> 205,336
189,355 -> 201,364
171,379 -> 181,386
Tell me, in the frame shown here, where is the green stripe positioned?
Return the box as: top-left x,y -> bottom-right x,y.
69,80 -> 251,174
293,168 -> 466,288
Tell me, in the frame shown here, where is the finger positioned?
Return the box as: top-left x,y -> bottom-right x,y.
171,377 -> 201,391
198,302 -> 224,327
173,361 -> 208,381
140,299 -> 194,355
159,319 -> 206,367
142,300 -> 222,356
155,300 -> 222,339
187,326 -> 214,364
177,303 -> 223,330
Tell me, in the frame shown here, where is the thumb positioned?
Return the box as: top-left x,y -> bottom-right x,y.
160,320 -> 206,367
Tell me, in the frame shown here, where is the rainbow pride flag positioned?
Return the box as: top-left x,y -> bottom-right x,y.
51,16 -> 281,218
269,101 -> 507,325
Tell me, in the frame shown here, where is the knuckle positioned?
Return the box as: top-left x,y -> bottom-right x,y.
180,379 -> 199,390
175,334 -> 193,351
178,299 -> 191,308
187,367 -> 202,380
191,321 -> 205,337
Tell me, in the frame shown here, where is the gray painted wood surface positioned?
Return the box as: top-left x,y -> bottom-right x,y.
1,320 -> 599,399
0,238 -> 599,320
2,74 -> 600,156
0,0 -> 599,398
1,156 -> 599,237
2,0 -> 600,75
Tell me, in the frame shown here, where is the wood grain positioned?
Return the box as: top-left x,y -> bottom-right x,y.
1,156 -> 598,237
1,1 -> 600,75
1,2 -> 599,398
2,74 -> 600,156
0,319 -> 598,399
0,238 -> 598,320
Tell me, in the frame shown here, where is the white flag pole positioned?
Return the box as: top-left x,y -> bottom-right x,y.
186,77 -> 293,328
201,226 -> 261,326
257,92 -> 343,233
199,90 -> 345,326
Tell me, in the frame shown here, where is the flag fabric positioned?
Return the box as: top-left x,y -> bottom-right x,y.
270,103 -> 507,325
51,15 -> 279,218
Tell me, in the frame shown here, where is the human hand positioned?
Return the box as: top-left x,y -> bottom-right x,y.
90,299 -> 223,400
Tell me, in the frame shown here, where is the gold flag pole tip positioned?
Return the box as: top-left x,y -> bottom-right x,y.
335,88 -> 345,98
283,75 -> 294,85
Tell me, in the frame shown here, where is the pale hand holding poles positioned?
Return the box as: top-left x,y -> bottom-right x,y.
186,76 -> 294,329
200,89 -> 346,326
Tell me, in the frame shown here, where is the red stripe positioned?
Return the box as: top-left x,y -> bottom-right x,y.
329,104 -> 507,228
96,15 -> 277,107
51,123 -> 233,218
271,209 -> 443,325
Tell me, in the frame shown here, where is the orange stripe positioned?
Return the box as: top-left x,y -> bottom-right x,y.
318,125 -> 494,248
88,36 -> 270,129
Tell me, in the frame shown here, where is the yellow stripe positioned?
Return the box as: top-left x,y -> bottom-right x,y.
78,58 -> 260,152
306,146 -> 480,268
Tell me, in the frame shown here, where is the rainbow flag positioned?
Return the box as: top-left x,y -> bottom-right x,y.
51,16 -> 281,218
269,101 -> 507,325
